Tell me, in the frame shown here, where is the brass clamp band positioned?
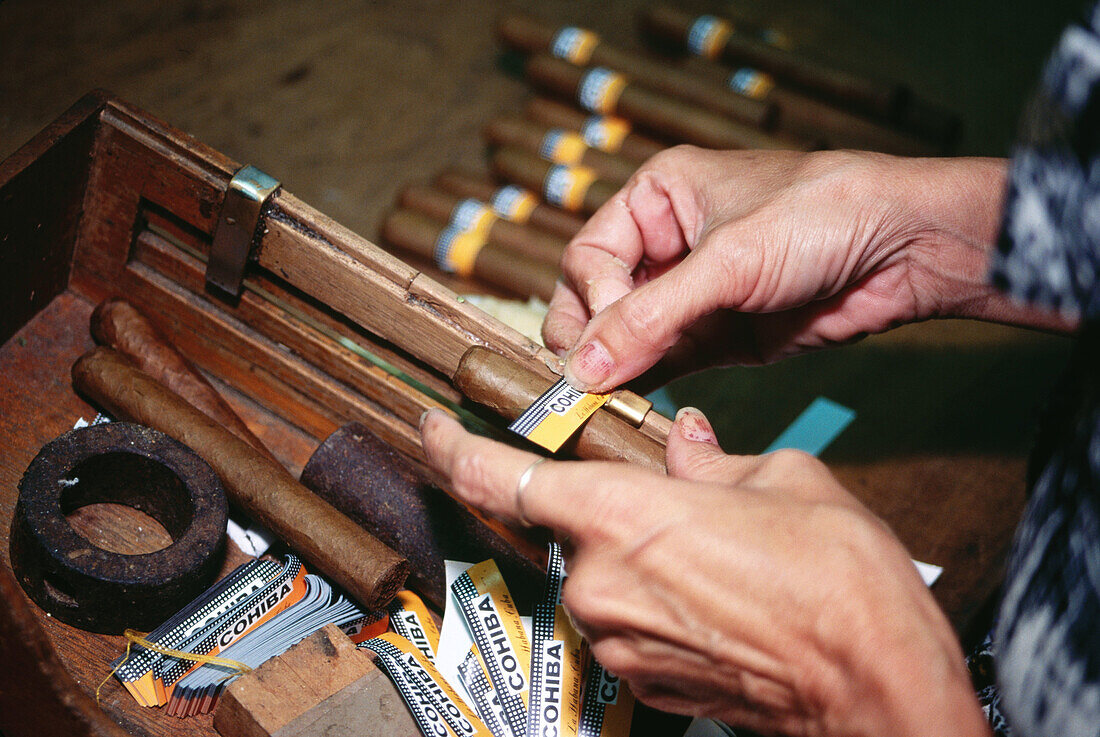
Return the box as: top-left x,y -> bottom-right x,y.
206,165 -> 280,300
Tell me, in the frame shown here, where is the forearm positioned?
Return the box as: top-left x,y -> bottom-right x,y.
892,156 -> 1078,333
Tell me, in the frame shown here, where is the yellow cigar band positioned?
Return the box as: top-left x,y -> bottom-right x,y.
688,15 -> 732,59
582,115 -> 631,153
577,68 -> 628,115
542,129 -> 588,166
543,165 -> 598,213
377,633 -> 492,737
491,185 -> 539,223
435,225 -> 489,277
509,377 -> 610,451
448,228 -> 488,277
728,67 -> 776,100
449,199 -> 499,236
551,26 -> 600,65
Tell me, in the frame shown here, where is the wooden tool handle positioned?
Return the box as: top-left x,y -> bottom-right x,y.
90,298 -> 280,464
72,346 -> 408,610
453,346 -> 666,472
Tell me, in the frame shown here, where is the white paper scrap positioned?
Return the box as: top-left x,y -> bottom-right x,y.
914,559 -> 943,586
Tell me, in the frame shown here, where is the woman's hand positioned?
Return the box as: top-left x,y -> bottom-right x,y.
544,147 -> 1032,392
420,408 -> 990,737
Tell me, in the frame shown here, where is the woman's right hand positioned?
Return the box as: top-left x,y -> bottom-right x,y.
543,147 -> 1020,393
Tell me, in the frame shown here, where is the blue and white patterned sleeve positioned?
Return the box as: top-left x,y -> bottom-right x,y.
991,5 -> 1100,737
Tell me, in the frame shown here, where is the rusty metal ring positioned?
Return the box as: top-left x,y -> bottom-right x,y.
9,422 -> 227,634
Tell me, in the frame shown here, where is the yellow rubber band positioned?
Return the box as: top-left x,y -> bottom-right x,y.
96,628 -> 253,705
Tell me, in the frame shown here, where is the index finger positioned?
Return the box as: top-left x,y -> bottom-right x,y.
419,410 -> 668,541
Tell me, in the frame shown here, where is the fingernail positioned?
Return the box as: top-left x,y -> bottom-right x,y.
418,409 -> 435,430
675,407 -> 718,445
564,340 -> 614,391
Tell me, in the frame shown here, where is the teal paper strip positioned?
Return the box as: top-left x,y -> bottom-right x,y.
764,396 -> 855,456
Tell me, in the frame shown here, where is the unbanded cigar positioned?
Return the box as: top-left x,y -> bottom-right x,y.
641,5 -> 960,148
300,422 -> 546,610
525,97 -> 666,163
399,183 -> 566,267
90,298 -> 281,464
491,146 -> 619,216
498,13 -> 776,129
71,346 -> 409,610
525,54 -> 810,151
453,346 -> 665,473
381,208 -> 558,301
484,115 -> 637,186
434,167 -> 586,240
679,57 -> 940,155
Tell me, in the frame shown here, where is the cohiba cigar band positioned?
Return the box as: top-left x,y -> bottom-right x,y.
580,115 -> 631,153
490,185 -> 540,223
687,14 -> 733,59
509,378 -> 610,452
551,26 -> 600,65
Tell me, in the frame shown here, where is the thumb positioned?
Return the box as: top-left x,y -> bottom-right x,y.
665,407 -> 758,484
562,251 -> 722,392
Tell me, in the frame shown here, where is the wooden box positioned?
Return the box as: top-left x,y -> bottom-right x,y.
0,92 -> 1024,737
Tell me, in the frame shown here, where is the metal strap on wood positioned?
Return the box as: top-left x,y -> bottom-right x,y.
206,165 -> 280,300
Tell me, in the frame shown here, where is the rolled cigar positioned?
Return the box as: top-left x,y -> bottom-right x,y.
381,208 -> 558,301
641,5 -> 961,147
484,115 -> 637,186
71,346 -> 408,610
499,13 -> 776,129
433,167 -> 586,240
526,54 -> 809,151
524,97 -> 666,163
90,298 -> 280,463
300,422 -> 545,610
399,183 -> 567,267
679,57 -> 939,155
491,147 -> 619,216
453,346 -> 665,473
641,5 -> 901,119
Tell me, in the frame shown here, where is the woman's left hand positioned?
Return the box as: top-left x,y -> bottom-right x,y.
419,408 -> 989,737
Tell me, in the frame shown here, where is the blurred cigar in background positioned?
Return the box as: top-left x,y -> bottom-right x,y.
639,5 -> 960,148
679,57 -> 940,154
524,97 -> 666,163
434,167 -> 587,240
499,13 -> 776,129
525,55 -> 812,151
399,183 -> 567,266
381,208 -> 558,301
484,115 -> 638,186
491,146 -> 620,216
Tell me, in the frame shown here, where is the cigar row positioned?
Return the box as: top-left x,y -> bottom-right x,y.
378,8 -> 961,303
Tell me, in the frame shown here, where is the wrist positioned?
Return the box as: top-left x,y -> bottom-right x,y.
885,156 -> 1076,332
